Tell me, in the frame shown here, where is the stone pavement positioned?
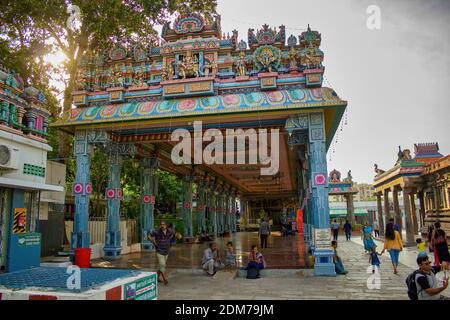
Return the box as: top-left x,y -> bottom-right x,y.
156,238 -> 427,300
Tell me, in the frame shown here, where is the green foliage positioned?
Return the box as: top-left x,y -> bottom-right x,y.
155,169 -> 182,214
0,0 -> 217,158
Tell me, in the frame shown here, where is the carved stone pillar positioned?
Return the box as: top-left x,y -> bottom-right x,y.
410,192 -> 418,234
418,191 -> 426,229
392,186 -> 402,236
402,189 -> 415,246
376,192 -> 385,237
384,188 -> 391,221
345,194 -> 355,225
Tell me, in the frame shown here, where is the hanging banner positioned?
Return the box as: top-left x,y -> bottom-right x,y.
13,208 -> 27,234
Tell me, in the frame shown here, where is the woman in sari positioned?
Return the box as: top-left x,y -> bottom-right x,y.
247,245 -> 267,270
431,222 -> 450,266
362,221 -> 377,253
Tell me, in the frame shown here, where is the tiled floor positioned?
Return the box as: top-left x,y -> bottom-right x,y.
91,231 -> 306,270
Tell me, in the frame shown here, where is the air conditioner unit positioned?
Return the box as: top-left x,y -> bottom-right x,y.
0,144 -> 20,170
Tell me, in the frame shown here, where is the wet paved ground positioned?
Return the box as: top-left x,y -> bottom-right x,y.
91,231 -> 449,300
156,236 -> 450,300
92,231 -> 306,270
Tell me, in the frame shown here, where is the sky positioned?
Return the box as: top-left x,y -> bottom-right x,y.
217,0 -> 450,183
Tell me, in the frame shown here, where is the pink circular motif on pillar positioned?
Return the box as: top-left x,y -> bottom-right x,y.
73,183 -> 83,194
151,195 -> 155,204
85,183 -> 92,194
106,189 -> 115,199
117,189 -> 122,199
314,173 -> 326,186
143,195 -> 151,203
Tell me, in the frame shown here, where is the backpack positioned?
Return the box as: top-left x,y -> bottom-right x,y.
405,269 -> 423,300
246,266 -> 259,279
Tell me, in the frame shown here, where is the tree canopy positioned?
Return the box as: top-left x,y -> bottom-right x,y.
0,0 -> 217,156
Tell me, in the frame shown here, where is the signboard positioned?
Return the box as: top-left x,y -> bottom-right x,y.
17,233 -> 41,247
123,274 -> 157,300
314,228 -> 331,250
13,208 -> 27,234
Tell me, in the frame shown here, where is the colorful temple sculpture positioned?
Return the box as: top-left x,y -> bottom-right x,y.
0,64 -> 64,272
328,169 -> 358,224
373,143 -> 447,244
52,12 -> 348,275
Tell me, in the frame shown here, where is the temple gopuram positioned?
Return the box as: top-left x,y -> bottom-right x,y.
52,12 -> 348,276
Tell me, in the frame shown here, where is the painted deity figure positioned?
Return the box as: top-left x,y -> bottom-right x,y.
75,68 -> 88,90
167,62 -> 174,80
301,43 -> 322,69
235,51 -> 247,77
203,60 -> 211,77
110,64 -> 124,87
178,51 -> 199,79
161,63 -> 168,81
211,59 -> 218,76
133,63 -> 146,87
257,48 -> 276,72
93,68 -> 103,91
288,46 -> 298,68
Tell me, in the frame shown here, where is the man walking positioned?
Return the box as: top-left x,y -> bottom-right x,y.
202,243 -> 223,276
147,220 -> 175,286
331,219 -> 340,241
373,220 -> 380,238
343,220 -> 352,241
259,218 -> 271,249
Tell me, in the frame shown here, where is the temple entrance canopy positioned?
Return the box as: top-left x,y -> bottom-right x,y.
328,169 -> 358,224
52,12 -> 347,275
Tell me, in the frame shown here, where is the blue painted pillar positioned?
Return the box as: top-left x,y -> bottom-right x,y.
104,143 -> 123,258
224,190 -> 230,234
207,179 -> 217,238
140,156 -> 159,251
231,192 -> 237,233
182,174 -> 194,241
217,189 -> 224,236
308,112 -> 335,276
197,177 -> 207,234
71,130 -> 92,255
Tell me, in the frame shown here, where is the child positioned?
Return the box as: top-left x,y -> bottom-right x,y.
369,247 -> 381,273
225,241 -> 236,267
416,238 -> 427,258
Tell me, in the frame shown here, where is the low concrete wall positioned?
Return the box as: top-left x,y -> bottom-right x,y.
0,271 -> 157,300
